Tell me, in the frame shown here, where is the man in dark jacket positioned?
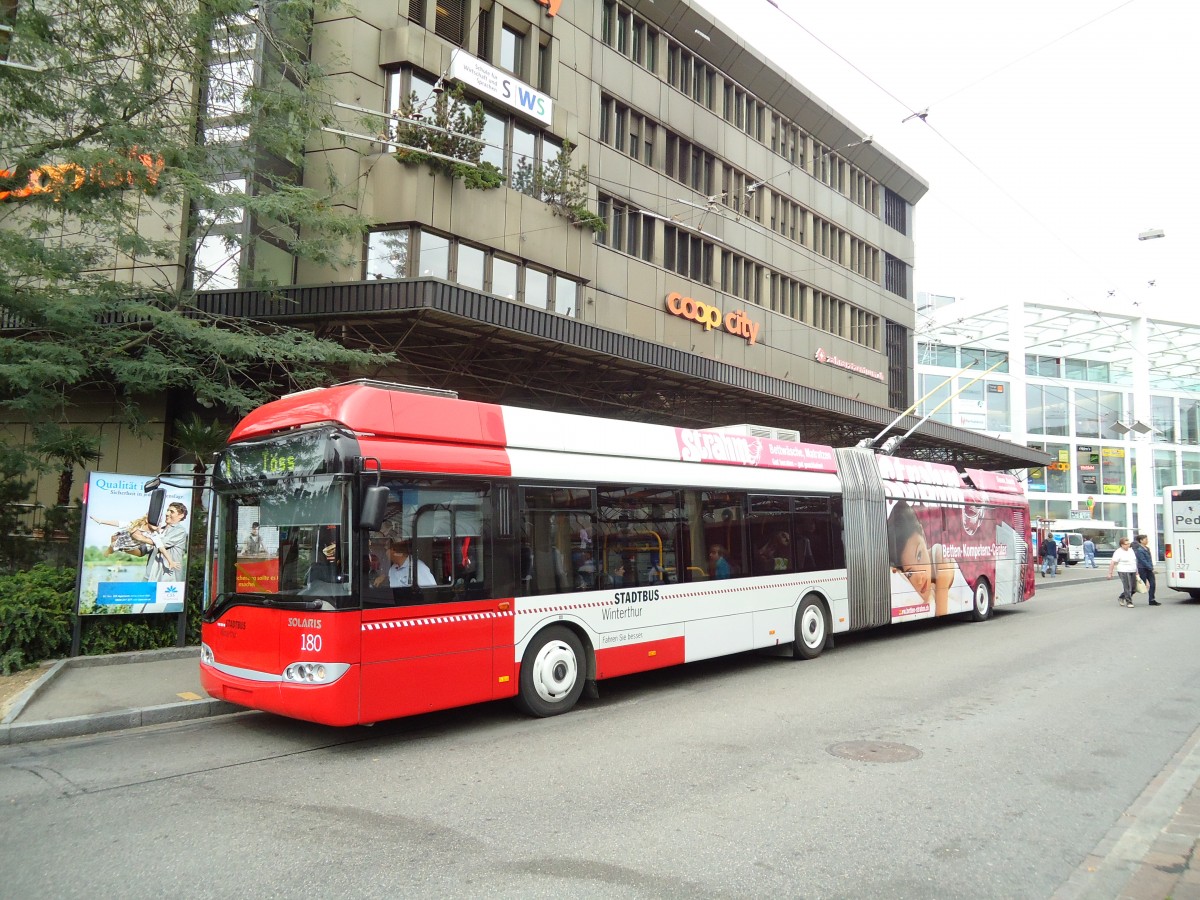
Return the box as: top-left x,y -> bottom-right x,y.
1134,534 -> 1158,604
1040,535 -> 1059,578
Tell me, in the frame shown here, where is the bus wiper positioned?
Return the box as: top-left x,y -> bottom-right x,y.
261,597 -> 325,610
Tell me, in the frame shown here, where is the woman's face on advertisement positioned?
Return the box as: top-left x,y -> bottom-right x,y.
898,532 -> 932,596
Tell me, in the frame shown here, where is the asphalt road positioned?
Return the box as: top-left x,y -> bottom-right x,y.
1,581 -> 1197,899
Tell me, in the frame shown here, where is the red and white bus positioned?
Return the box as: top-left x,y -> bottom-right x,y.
200,381 -> 1035,725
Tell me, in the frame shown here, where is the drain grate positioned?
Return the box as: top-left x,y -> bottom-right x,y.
827,740 -> 922,763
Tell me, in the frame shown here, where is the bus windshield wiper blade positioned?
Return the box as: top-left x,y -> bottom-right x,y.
261,598 -> 324,610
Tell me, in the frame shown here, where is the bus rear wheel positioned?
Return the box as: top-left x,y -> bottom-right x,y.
793,594 -> 829,660
515,625 -> 586,717
969,578 -> 993,621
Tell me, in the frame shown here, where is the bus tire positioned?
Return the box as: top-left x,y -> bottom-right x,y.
792,594 -> 829,660
515,625 -> 586,717
969,578 -> 993,622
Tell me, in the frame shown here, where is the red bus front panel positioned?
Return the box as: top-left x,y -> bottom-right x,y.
201,607 -> 365,726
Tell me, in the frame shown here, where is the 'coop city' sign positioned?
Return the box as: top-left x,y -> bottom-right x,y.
665,292 -> 761,345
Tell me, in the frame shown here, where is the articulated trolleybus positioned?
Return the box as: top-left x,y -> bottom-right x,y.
1164,484 -> 1200,598
201,381 -> 1035,725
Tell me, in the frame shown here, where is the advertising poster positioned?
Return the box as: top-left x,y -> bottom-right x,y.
77,473 -> 192,615
878,456 -> 1027,623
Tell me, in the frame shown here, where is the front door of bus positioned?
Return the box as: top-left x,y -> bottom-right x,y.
359,492 -> 498,721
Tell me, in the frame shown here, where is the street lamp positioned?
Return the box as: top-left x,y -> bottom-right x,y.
1138,228 -> 1165,241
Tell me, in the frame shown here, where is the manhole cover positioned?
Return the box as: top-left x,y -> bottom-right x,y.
827,740 -> 922,763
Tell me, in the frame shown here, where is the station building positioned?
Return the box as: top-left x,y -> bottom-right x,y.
915,292 -> 1200,554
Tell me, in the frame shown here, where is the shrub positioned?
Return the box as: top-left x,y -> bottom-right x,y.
0,564 -> 75,674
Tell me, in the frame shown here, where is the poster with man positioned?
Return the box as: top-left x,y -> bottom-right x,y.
77,473 -> 192,614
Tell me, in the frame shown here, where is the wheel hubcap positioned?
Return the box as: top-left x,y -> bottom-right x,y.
976,586 -> 989,613
801,605 -> 825,648
532,639 -> 578,703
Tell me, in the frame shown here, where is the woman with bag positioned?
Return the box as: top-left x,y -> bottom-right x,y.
1108,537 -> 1139,607
1134,534 -> 1159,605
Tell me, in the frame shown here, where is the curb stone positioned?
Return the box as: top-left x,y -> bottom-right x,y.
0,646 -> 245,746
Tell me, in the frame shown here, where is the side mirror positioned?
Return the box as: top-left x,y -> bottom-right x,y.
147,488 -> 166,524
359,485 -> 389,531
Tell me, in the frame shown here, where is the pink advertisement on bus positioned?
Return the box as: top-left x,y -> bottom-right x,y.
880,457 -> 1029,622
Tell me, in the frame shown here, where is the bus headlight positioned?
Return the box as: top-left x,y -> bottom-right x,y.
283,661 -> 350,684
200,643 -> 214,666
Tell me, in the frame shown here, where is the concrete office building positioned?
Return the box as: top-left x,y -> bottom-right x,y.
915,292 -> 1200,554
5,0 -> 1048,516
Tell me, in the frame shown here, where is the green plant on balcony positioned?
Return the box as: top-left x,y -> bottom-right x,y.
509,141 -> 605,234
388,83 -> 503,190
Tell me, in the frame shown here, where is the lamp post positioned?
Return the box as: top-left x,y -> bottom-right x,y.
1131,230 -> 1165,556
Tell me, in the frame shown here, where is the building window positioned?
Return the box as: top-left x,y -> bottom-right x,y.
884,254 -> 909,299
525,268 -> 549,309
492,256 -> 518,300
456,243 -> 486,290
1026,384 -> 1070,436
1152,395 -> 1176,443
1025,355 -> 1061,378
366,228 -> 410,280
918,374 -> 953,424
1182,398 -> 1200,445
434,0 -> 465,44
408,0 -> 425,26
417,230 -> 450,279
1,0 -> 19,64
986,382 -> 1010,432
1183,451 -> 1200,483
193,179 -> 248,290
1155,450 -> 1178,494
203,18 -> 258,145
597,194 -> 654,262
537,37 -> 552,91
1074,388 -> 1101,439
884,188 -> 908,234
500,24 -> 524,75
664,226 -> 713,284
555,277 -> 577,316
958,346 -> 1009,373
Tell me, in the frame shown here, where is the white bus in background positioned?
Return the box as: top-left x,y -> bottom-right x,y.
1163,485 -> 1200,599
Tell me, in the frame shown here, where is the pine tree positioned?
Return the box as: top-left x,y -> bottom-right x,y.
0,0 -> 390,433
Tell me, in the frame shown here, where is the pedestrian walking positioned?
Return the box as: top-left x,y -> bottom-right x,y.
1108,537 -> 1139,607
1134,534 -> 1159,605
1083,537 -> 1097,568
1039,534 -> 1059,578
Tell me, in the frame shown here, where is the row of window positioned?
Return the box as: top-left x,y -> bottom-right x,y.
596,195 -> 655,262
593,197 -> 881,351
598,91 -> 889,288
918,370 -> 1200,447
522,485 -> 845,595
365,227 -> 580,316
599,0 -> 885,218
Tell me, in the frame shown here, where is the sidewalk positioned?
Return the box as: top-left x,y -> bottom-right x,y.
0,646 -> 242,746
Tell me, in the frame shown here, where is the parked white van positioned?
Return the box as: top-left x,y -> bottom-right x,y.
1055,532 -> 1085,566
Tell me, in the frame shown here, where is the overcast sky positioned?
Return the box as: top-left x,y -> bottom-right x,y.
693,0 -> 1197,327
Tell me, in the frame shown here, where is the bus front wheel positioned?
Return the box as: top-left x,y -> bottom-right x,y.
515,625 -> 586,717
792,594 -> 829,660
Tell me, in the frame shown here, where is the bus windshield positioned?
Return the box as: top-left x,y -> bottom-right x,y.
212,474 -> 354,610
